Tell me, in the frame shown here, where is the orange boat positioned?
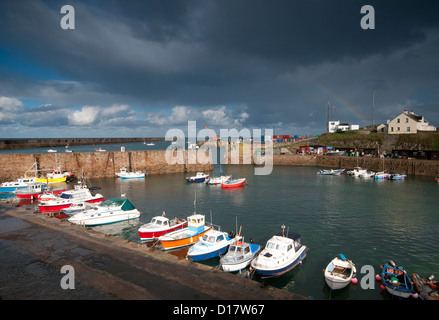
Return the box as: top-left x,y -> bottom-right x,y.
159,213 -> 212,250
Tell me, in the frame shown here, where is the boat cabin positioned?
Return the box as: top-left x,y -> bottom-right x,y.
187,214 -> 206,233
266,233 -> 303,254
229,243 -> 251,255
150,216 -> 169,227
201,230 -> 226,244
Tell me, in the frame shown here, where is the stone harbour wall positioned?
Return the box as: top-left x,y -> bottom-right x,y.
0,150 -> 213,182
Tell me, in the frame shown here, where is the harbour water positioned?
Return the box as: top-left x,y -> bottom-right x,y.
9,163 -> 438,300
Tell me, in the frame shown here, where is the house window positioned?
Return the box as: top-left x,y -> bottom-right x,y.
397,127 -> 400,131
405,118 -> 409,123
407,127 -> 411,132
391,127 -> 394,132
397,118 -> 400,123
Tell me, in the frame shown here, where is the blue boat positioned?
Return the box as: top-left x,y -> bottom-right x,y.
187,229 -> 234,261
251,226 -> 307,278
220,240 -> 261,272
0,177 -> 39,193
186,172 -> 209,183
389,173 -> 406,180
380,260 -> 414,299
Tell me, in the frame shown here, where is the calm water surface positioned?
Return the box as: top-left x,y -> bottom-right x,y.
12,164 -> 439,300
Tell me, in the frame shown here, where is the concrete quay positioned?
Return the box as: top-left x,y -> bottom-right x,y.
0,203 -> 308,301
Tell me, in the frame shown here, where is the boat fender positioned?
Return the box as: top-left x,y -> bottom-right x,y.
375,274 -> 382,281
411,292 -> 419,299
380,284 -> 386,291
389,260 -> 396,267
351,277 -> 358,284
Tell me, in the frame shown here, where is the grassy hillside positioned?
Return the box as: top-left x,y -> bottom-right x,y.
316,131 -> 439,151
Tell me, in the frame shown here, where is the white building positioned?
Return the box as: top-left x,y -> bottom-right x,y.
387,110 -> 436,134
328,121 -> 360,133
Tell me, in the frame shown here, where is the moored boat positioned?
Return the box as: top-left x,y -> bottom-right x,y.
35,170 -> 68,184
412,273 -> 439,300
205,175 -> 231,185
389,173 -> 407,180
317,169 -> 345,175
187,228 -> 235,261
374,171 -> 390,180
15,183 -> 66,200
68,196 -> 140,226
186,172 -> 209,183
138,214 -> 188,241
379,260 -> 415,299
0,177 -> 38,193
38,183 -> 104,213
158,213 -> 212,250
221,178 -> 246,188
250,226 -> 307,278
324,254 -> 357,290
220,238 -> 261,273
119,171 -> 145,179
347,167 -> 367,177
61,202 -> 94,216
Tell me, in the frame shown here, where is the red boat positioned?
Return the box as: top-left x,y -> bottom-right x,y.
15,183 -> 66,200
38,185 -> 103,213
138,215 -> 188,241
221,178 -> 246,188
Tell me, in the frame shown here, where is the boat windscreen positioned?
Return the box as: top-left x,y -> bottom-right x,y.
60,193 -> 72,199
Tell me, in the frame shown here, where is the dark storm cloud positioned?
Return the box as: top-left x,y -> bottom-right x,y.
0,0 -> 438,137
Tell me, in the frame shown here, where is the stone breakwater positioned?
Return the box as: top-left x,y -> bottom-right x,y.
0,150 -> 212,182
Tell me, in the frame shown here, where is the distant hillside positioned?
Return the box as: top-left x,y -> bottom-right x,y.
316,131 -> 439,152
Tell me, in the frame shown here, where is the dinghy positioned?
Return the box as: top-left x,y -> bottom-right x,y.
324,254 -> 357,290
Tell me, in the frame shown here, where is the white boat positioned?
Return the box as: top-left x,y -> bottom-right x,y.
47,149 -> 57,153
38,183 -> 104,213
68,196 -> 141,226
0,177 -> 39,193
359,171 -> 375,178
95,147 -> 107,152
347,167 -> 368,176
146,142 -> 155,146
119,171 -> 145,179
220,238 -> 261,272
251,226 -> 307,278
324,254 -> 357,290
186,172 -> 209,183
389,173 -> 407,180
187,228 -> 235,261
205,175 -> 231,185
115,167 -> 127,177
317,169 -> 345,175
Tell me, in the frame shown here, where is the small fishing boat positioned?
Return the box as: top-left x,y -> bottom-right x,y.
15,183 -> 66,200
68,196 -> 140,226
412,273 -> 439,300
138,214 -> 188,241
379,260 -> 414,299
374,171 -> 390,180
35,169 -> 68,184
221,178 -> 246,188
251,226 -> 307,278
389,173 -> 407,180
0,177 -> 39,193
47,149 -> 57,153
158,213 -> 212,250
317,169 -> 345,175
324,254 -> 357,290
346,167 -> 367,177
187,228 -> 235,261
220,238 -> 261,273
38,183 -> 104,213
359,171 -> 375,178
119,171 -> 145,179
186,172 -> 209,183
205,175 -> 231,185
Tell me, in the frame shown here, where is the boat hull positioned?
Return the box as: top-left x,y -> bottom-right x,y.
138,221 -> 188,241
159,226 -> 212,250
16,189 -> 65,199
188,246 -> 229,261
68,209 -> 140,226
38,197 -> 104,213
221,179 -> 246,188
253,246 -> 307,278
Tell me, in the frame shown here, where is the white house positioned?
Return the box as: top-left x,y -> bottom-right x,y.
387,110 -> 436,134
328,121 -> 360,133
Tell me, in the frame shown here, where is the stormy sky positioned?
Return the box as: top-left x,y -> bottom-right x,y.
0,0 -> 438,138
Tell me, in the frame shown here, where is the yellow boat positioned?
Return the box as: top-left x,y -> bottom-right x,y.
159,213 -> 212,250
36,170 -> 67,184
